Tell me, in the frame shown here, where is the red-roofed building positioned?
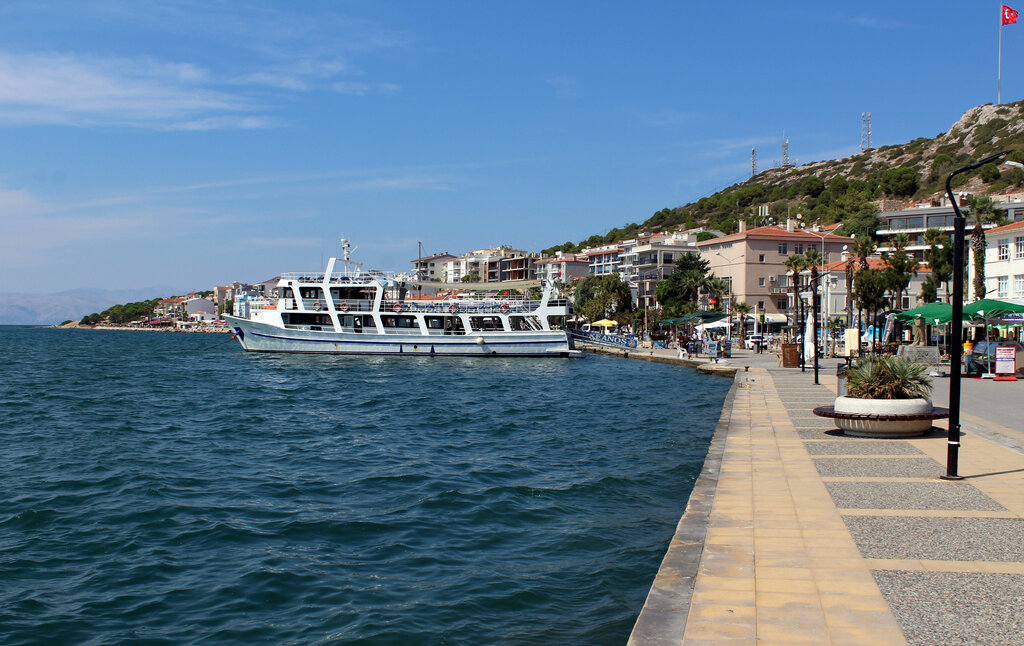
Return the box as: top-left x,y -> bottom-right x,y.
696,220 -> 853,325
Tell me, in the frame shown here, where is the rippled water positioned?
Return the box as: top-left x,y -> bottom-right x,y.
0,327 -> 730,645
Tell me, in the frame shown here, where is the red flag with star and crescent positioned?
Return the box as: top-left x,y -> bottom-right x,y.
1003,4 -> 1018,25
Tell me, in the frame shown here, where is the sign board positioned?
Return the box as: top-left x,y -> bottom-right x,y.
896,345 -> 940,366
572,330 -> 639,349
781,343 -> 800,367
995,346 -> 1017,380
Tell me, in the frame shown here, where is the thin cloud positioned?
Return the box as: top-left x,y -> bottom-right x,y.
637,109 -> 701,129
0,52 -> 256,128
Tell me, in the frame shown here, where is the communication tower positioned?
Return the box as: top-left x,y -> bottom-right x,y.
782,134 -> 790,168
860,112 -> 872,152
751,147 -> 757,177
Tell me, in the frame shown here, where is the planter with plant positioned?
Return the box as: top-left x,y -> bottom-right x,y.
826,355 -> 942,437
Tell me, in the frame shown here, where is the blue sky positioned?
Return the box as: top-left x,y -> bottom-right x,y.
1,1 -> 1020,293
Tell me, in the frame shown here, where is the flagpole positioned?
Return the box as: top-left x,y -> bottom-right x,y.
1000,5 -> 1004,105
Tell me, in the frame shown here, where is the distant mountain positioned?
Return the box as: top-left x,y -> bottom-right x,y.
0,286 -> 184,325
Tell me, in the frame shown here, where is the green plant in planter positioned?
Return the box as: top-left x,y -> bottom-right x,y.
845,355 -> 932,400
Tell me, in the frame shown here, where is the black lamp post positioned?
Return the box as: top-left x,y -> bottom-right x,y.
942,151 -> 1006,480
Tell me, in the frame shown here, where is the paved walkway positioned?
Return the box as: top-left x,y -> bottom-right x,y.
629,352 -> 1024,645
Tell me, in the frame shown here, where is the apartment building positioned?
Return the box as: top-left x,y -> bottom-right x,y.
697,220 -> 853,323
971,220 -> 1024,304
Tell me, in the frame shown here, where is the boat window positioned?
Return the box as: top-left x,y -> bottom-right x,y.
330,287 -> 376,300
509,316 -> 531,331
470,316 -> 504,332
441,316 -> 465,335
425,316 -> 446,330
382,315 -> 420,328
282,312 -> 335,330
299,287 -> 325,300
526,316 -> 543,330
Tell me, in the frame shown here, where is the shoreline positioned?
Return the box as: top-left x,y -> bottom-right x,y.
50,324 -> 231,334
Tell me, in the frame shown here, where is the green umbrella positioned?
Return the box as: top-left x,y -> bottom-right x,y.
962,299 -> 1024,374
894,301 -> 953,325
963,298 -> 1024,320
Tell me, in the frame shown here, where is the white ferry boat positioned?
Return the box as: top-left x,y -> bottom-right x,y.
224,241 -> 576,357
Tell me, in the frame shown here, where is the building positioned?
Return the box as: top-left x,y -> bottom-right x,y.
579,243 -> 624,276
697,220 -> 853,323
618,232 -> 699,308
972,219 -> 1024,305
534,254 -> 589,283
411,253 -> 456,281
441,246 -> 537,284
876,194 -> 1024,259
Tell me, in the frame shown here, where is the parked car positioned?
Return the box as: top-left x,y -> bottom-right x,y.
744,334 -> 767,350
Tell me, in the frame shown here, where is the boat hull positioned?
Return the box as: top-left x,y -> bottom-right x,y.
224,315 -> 572,357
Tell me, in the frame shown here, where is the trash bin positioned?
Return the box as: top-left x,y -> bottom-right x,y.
837,364 -> 849,397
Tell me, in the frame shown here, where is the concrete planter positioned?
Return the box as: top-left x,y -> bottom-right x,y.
832,396 -> 934,438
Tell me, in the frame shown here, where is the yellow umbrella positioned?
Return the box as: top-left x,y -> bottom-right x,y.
592,319 -> 617,328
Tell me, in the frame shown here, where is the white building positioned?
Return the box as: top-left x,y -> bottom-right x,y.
618,231 -> 699,308
973,220 -> 1024,305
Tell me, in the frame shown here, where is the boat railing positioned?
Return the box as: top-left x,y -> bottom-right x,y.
283,298 -> 374,312
248,298 -> 278,311
281,272 -> 384,285
382,300 -> 539,314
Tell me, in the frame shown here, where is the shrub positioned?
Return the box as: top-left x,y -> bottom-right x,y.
845,355 -> 932,400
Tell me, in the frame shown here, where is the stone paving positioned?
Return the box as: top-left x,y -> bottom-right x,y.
630,351 -> 1024,645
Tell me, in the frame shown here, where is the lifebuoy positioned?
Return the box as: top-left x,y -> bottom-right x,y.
392,302 -> 403,313
313,301 -> 322,311
338,301 -> 350,312
498,303 -> 510,314
448,303 -> 459,314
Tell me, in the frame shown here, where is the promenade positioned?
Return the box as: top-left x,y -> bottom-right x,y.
629,347 -> 1024,645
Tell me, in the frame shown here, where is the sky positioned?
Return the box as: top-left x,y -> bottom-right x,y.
1,1 -> 1022,293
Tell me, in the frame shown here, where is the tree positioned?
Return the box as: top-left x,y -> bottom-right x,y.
923,228 -> 952,302
655,254 -> 712,315
574,273 -> 632,321
844,258 -> 855,329
732,302 -> 751,342
799,175 -> 826,198
880,167 -> 919,197
705,277 -> 731,311
980,162 -> 1001,184
966,196 -> 995,301
784,254 -> 805,331
882,233 -> 917,310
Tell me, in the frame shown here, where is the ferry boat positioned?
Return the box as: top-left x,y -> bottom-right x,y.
224,241 -> 576,357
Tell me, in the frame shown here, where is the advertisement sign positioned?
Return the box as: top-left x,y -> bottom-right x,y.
995,346 -> 1017,380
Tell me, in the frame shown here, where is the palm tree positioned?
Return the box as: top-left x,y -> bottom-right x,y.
804,248 -> 824,358
784,254 -> 805,352
844,257 -> 855,329
967,196 -> 995,302
884,233 -> 917,310
852,236 -> 877,338
706,276 -> 731,311
732,302 -> 752,342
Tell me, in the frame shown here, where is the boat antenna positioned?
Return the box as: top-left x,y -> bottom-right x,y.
339,236 -> 362,272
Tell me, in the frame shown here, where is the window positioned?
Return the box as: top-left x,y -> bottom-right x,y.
794,243 -> 804,254
663,253 -> 673,263
777,299 -> 787,309
758,301 -> 765,309
759,254 -> 766,263
998,239 -> 1010,261
1016,236 -> 1024,259
470,316 -> 504,331
758,277 -> 766,287
778,242 -> 788,255
1016,275 -> 1024,297
998,276 -> 1009,298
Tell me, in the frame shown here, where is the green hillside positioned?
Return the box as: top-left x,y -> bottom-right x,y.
544,100 -> 1024,256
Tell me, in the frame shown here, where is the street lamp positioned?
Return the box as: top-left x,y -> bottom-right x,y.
800,223 -> 831,385
942,150 -> 1017,480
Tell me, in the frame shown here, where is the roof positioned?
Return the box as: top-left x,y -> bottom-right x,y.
985,219 -> 1024,235
412,253 -> 454,262
696,225 -> 853,247
820,257 -> 931,273
535,257 -> 587,264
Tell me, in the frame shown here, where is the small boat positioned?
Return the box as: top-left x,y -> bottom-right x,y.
224,240 -> 577,357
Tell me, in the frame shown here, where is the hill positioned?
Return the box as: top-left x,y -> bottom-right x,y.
544,100 -> 1024,256
0,286 -> 184,325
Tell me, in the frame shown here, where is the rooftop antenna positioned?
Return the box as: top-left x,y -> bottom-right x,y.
751,147 -> 758,177
860,112 -> 872,152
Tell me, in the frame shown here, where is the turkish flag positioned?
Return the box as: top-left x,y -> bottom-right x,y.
1003,4 -> 1018,25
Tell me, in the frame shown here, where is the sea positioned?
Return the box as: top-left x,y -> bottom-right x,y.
0,326 -> 731,645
